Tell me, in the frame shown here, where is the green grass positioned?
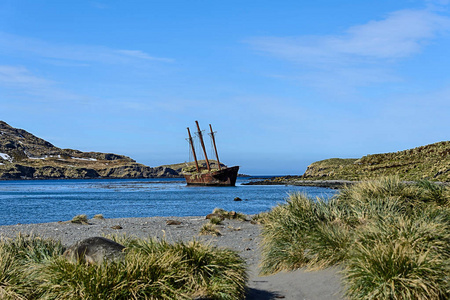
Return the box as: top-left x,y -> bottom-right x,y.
282,141 -> 450,182
0,235 -> 247,299
259,177 -> 450,299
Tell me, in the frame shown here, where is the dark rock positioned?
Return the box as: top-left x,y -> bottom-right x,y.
111,225 -> 123,229
233,197 -> 242,201
166,220 -> 182,225
63,237 -> 125,264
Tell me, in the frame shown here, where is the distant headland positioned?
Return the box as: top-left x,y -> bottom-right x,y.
247,141 -> 450,187
0,121 -> 219,180
2,121 -> 449,183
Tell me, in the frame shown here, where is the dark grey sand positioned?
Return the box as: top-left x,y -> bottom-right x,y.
0,217 -> 345,299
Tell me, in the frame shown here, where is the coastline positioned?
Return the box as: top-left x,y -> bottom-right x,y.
245,178 -> 450,189
244,179 -> 356,189
0,216 -> 345,299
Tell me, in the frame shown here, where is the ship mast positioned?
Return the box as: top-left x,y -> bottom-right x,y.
195,121 -> 211,171
209,124 -> 222,170
187,127 -> 200,172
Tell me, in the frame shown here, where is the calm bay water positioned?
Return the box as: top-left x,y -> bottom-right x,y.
0,177 -> 338,226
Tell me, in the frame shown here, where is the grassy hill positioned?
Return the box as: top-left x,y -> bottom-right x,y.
300,141 -> 450,182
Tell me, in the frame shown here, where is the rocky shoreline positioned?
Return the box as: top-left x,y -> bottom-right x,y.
245,177 -> 450,189
0,216 -> 345,299
244,178 -> 356,189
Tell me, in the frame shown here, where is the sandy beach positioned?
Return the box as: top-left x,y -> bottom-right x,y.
0,216 -> 345,299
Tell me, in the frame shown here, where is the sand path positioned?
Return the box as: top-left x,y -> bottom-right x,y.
0,216 -> 345,299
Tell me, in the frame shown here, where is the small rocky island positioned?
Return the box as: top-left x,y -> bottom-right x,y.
0,121 -> 185,180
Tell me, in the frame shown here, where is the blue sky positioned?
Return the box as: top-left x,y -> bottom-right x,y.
1,0 -> 449,175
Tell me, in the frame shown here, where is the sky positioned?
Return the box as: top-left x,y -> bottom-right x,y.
1,0 -> 449,175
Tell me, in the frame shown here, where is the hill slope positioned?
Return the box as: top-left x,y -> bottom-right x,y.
301,141 -> 450,182
0,121 -> 178,179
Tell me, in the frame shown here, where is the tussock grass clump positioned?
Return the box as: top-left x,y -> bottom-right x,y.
0,235 -> 247,299
344,211 -> 450,299
416,180 -> 450,206
260,193 -> 353,274
251,211 -> 269,224
0,233 -> 65,264
200,223 -> 222,236
210,216 -> 223,225
34,238 -> 246,299
93,214 -> 104,219
0,234 -> 65,298
260,177 -> 450,299
0,246 -> 25,299
260,193 -> 318,274
213,208 -> 248,221
70,214 -> 89,224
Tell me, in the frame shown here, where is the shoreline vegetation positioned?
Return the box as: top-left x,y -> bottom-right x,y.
0,212 -> 343,299
259,177 -> 450,299
0,213 -> 253,299
1,177 -> 449,299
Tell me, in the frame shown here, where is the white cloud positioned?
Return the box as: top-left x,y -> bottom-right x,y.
0,65 -> 88,101
337,9 -> 450,58
247,8 -> 450,92
0,32 -> 174,66
249,9 -> 450,65
115,50 -> 174,62
0,65 -> 53,88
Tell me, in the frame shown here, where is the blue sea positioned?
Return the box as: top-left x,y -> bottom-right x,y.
0,177 -> 338,226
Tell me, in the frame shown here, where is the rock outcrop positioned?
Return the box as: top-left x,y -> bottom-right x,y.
0,121 -> 181,179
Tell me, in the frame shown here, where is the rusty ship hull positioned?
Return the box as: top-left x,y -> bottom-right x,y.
184,166 -> 239,186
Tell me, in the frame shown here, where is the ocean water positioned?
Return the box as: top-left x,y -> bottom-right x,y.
0,177 -> 338,226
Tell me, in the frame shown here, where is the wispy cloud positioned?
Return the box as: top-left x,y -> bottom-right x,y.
247,8 -> 450,92
0,65 -> 86,101
0,32 -> 174,66
115,50 -> 173,62
249,9 -> 450,64
0,65 -> 52,87
336,9 -> 449,58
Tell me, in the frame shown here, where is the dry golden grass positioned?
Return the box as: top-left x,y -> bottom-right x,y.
0,235 -> 247,299
260,177 -> 450,299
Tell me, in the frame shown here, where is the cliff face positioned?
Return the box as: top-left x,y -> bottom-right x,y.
0,121 -> 179,179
